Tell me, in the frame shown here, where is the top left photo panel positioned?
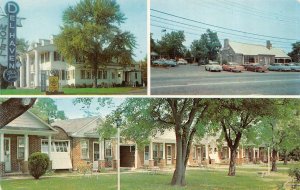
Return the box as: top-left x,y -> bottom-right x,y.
0,0 -> 147,96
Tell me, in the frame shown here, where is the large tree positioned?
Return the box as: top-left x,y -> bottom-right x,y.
288,41 -> 300,62
0,98 -> 36,128
114,98 -> 211,186
213,99 -> 280,176
54,0 -> 136,88
157,31 -> 186,59
30,98 -> 67,124
190,29 -> 221,63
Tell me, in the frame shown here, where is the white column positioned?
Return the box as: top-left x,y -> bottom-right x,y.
253,148 -> 255,160
135,144 -> 138,169
241,147 -> 244,158
149,141 -> 153,160
48,136 -> 52,160
19,57 -> 25,87
24,134 -> 29,161
34,50 -> 40,87
162,142 -> 165,159
257,148 -> 260,160
228,147 -> 231,159
205,144 -> 209,159
26,54 -> 30,87
50,51 -> 54,63
0,133 -> 4,162
99,138 -> 102,160
237,148 -> 240,158
101,140 -> 105,160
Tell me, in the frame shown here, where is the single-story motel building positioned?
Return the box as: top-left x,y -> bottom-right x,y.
0,111 -> 279,176
14,36 -> 142,89
221,39 -> 291,65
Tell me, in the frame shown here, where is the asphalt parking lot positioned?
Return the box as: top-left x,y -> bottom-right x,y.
151,64 -> 300,95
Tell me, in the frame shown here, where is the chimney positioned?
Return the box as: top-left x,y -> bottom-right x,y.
266,40 -> 272,49
224,39 -> 229,49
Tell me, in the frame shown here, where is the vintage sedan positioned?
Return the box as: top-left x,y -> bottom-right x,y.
268,63 -> 291,71
177,58 -> 188,65
163,59 -> 177,67
205,63 -> 222,72
152,59 -> 166,66
222,62 -> 245,72
246,64 -> 268,72
288,63 -> 300,72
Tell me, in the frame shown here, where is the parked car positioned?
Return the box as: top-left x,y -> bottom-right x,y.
288,63 -> 300,72
268,63 -> 291,71
205,62 -> 222,72
222,62 -> 245,72
152,59 -> 166,66
177,58 -> 188,65
246,63 -> 268,72
164,59 -> 177,67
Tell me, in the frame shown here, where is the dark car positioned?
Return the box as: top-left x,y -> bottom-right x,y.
246,64 -> 268,72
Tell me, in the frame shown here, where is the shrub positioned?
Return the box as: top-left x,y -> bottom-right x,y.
289,167 -> 300,181
28,152 -> 50,179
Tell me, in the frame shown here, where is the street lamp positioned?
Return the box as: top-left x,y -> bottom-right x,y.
115,118 -> 122,190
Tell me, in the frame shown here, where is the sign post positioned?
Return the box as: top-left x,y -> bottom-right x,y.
2,1 -> 20,83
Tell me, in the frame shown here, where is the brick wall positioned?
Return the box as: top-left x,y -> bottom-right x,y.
71,137 -> 98,170
3,134 -> 41,172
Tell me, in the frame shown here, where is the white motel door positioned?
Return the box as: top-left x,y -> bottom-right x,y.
93,142 -> 100,170
167,145 -> 172,165
4,138 -> 11,172
144,146 -> 149,165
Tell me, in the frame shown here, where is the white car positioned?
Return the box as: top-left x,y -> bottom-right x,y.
177,58 -> 188,65
205,63 -> 222,72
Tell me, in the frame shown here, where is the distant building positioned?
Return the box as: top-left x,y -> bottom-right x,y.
221,39 -> 291,65
16,36 -> 142,88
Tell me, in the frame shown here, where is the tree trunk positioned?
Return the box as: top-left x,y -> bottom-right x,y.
171,133 -> 187,186
271,149 -> 278,172
228,148 -> 237,176
0,98 -> 36,128
283,151 -> 288,165
92,64 -> 97,88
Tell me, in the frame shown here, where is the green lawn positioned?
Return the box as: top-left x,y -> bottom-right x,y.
0,168 -> 290,190
0,87 -> 146,95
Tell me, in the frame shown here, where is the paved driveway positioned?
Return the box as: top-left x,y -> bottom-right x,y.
151,64 -> 300,95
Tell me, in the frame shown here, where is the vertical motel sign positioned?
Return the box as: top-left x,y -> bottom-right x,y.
2,1 -> 20,83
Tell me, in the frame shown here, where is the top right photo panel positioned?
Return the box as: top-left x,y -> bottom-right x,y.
150,0 -> 300,96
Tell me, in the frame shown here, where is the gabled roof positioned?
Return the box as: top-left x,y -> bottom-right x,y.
51,116 -> 103,137
228,41 -> 290,58
1,111 -> 58,135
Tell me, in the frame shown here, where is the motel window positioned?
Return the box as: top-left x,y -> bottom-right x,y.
81,70 -> 86,79
103,71 -> 107,79
17,137 -> 25,159
61,70 -> 66,80
105,140 -> 112,157
81,140 -> 89,159
193,146 -> 197,159
54,51 -> 60,61
112,72 -> 115,79
54,142 -> 68,152
66,71 -> 70,80
41,53 -> 45,63
144,146 -> 149,160
45,52 -> 50,62
159,144 -> 163,158
86,71 -> 91,79
118,72 -> 121,78
41,140 -> 49,154
153,144 -> 158,158
135,73 -> 138,79
97,70 -> 103,79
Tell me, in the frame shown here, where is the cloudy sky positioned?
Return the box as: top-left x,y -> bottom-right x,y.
0,0 -> 146,61
151,0 -> 300,53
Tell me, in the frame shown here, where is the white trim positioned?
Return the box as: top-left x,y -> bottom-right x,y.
4,138 -> 11,172
0,133 -> 4,162
24,134 -> 29,161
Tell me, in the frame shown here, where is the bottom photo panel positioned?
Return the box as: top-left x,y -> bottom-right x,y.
0,98 -> 299,190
